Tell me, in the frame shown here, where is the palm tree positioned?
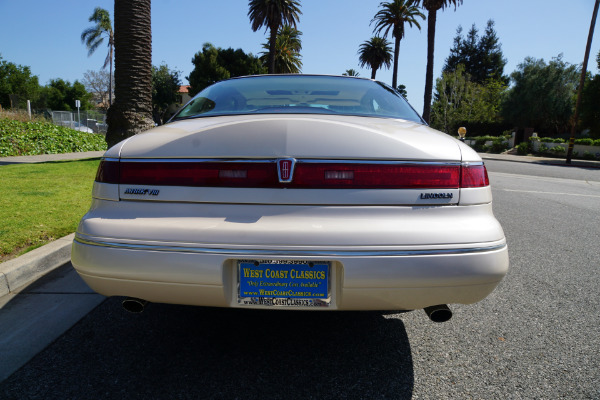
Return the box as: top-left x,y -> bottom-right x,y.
248,0 -> 302,74
260,25 -> 303,73
420,0 -> 463,123
358,37 -> 393,80
371,0 -> 424,88
343,69 -> 360,77
105,0 -> 154,148
567,0 -> 600,163
81,7 -> 114,106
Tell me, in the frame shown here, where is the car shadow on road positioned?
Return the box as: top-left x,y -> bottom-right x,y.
0,298 -> 414,399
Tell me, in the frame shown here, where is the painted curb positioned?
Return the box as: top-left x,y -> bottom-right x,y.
0,234 -> 74,297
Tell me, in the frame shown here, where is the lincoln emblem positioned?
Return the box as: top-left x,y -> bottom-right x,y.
277,158 -> 296,182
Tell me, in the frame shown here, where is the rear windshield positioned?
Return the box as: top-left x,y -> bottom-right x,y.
171,75 -> 423,123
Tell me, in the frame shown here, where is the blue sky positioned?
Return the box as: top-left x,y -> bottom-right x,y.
1,0 -> 599,114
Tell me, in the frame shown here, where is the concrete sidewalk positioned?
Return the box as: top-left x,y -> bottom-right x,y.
479,152 -> 600,168
0,151 -> 105,165
0,262 -> 105,382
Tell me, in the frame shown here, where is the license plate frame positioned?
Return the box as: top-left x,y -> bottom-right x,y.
237,260 -> 331,308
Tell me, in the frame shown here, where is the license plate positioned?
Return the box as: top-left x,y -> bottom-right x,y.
238,260 -> 331,307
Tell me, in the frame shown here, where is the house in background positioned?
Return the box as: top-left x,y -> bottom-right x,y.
178,85 -> 192,106
167,85 -> 191,119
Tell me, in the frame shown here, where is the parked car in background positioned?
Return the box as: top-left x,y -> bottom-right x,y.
72,75 -> 508,322
56,120 -> 94,133
72,122 -> 94,133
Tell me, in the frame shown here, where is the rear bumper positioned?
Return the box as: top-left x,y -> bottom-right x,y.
72,236 -> 508,310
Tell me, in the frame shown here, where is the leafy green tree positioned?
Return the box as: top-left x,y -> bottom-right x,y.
248,0 -> 302,74
106,0 -> 154,148
358,37 -> 393,79
443,20 -> 507,84
431,64 -> 505,134
81,7 -> 114,105
419,0 -> 464,123
501,55 -> 579,135
43,79 -> 94,111
371,0 -> 424,88
152,64 -> 182,125
342,69 -> 360,77
0,56 -> 40,109
187,43 -> 266,96
260,25 -> 302,73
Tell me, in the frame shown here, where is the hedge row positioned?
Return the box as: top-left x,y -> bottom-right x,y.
0,118 -> 107,157
535,137 -> 600,146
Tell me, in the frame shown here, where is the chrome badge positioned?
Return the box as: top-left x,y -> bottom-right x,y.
124,188 -> 160,196
420,192 -> 453,199
277,158 -> 296,183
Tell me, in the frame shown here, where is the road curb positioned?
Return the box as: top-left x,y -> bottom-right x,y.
0,234 -> 74,297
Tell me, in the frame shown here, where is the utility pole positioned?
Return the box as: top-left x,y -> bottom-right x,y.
566,0 -> 599,164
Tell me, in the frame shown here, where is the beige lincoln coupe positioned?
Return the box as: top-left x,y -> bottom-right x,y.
72,75 -> 508,322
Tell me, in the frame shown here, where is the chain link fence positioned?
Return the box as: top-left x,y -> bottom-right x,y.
51,111 -> 107,134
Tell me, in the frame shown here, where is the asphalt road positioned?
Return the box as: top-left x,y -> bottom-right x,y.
1,160 -> 599,399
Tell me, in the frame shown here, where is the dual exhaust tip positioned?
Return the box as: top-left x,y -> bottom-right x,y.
122,298 -> 452,322
122,298 -> 147,314
423,304 -> 453,323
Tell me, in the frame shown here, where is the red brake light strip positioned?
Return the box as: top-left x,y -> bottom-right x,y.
96,160 -> 488,189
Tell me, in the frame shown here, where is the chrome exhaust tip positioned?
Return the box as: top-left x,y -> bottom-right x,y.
424,304 -> 452,323
122,298 -> 148,313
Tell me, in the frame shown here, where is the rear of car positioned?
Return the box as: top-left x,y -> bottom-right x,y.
72,75 -> 508,313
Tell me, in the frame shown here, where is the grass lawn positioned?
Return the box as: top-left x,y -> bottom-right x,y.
0,158 -> 100,262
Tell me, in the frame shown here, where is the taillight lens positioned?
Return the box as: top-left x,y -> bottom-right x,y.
292,164 -> 460,189
460,164 -> 489,188
95,160 -> 120,184
118,162 -> 276,187
95,160 -> 489,189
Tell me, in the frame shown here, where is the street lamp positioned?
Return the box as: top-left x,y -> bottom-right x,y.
458,127 -> 467,142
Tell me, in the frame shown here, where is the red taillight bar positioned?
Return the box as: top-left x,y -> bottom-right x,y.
95,160 -> 489,189
292,163 -> 460,189
95,159 -> 120,184
460,164 -> 489,188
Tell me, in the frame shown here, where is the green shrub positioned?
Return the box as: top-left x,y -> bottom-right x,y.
490,140 -> 509,153
593,139 -> 600,146
0,118 -> 107,157
539,144 -> 549,154
517,142 -> 530,155
466,135 -> 508,153
538,137 -> 565,143
575,138 -> 594,146
582,151 -> 598,160
549,145 -> 566,154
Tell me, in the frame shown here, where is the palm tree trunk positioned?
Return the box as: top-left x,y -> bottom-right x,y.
106,0 -> 155,148
268,25 -> 278,74
567,0 -> 599,163
422,8 -> 437,123
392,36 -> 400,88
371,68 -> 377,80
108,36 -> 113,106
